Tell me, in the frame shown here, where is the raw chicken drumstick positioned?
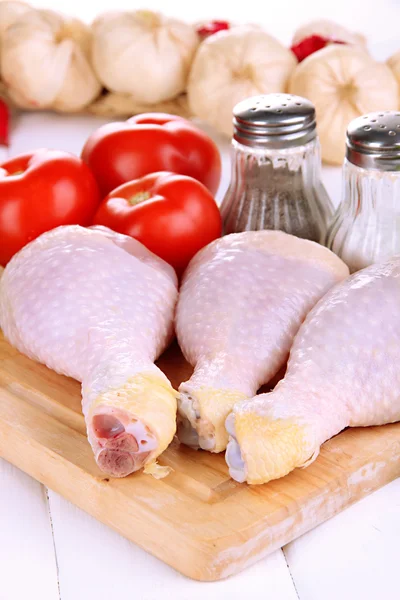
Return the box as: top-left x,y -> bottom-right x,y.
226,256 -> 400,484
0,225 -> 178,477
176,231 -> 349,453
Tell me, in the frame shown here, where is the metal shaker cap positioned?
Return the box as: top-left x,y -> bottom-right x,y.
346,111 -> 400,171
233,94 -> 317,149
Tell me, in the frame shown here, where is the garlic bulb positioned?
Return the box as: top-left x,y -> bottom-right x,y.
289,45 -> 399,165
1,9 -> 101,112
292,19 -> 366,47
92,10 -> 199,104
187,26 -> 297,136
0,0 -> 32,74
0,1 -> 32,36
387,51 -> 400,101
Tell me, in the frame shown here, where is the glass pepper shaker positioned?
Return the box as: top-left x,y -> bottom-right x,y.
221,93 -> 333,243
326,111 -> 400,272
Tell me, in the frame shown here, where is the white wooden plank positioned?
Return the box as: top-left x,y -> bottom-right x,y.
0,459 -> 59,600
284,478 -> 400,600
48,490 -> 298,600
9,111 -> 109,158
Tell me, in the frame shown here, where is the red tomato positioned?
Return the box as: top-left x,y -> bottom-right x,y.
0,149 -> 101,265
196,20 -> 230,39
93,171 -> 222,275
290,35 -> 346,62
0,99 -> 9,146
81,113 -> 222,197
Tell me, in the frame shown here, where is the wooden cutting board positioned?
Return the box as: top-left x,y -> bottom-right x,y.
0,332 -> 399,581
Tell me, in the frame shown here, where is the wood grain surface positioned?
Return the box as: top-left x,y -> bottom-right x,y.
0,332 -> 399,581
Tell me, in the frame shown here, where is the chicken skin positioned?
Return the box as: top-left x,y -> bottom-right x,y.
0,225 -> 178,477
176,231 -> 349,453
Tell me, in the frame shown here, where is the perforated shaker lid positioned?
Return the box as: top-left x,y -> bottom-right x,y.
233,94 -> 317,149
346,111 -> 400,171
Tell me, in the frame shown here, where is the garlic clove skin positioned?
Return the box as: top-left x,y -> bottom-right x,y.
292,19 -> 367,47
289,45 -> 399,165
0,0 -> 33,74
187,26 -> 297,137
387,50 -> 400,104
1,9 -> 101,112
0,0 -> 32,35
91,10 -> 199,105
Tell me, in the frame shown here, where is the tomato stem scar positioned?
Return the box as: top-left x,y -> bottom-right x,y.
129,191 -> 151,205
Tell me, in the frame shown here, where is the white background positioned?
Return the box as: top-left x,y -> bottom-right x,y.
28,0 -> 400,61
1,1 -> 400,599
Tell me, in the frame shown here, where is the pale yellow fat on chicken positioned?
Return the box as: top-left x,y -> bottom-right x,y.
89,374 -> 177,461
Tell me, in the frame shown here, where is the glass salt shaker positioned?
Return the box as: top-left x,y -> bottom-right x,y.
326,111 -> 400,272
221,93 -> 333,243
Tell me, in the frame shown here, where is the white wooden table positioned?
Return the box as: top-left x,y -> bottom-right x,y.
1,1 -> 400,598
